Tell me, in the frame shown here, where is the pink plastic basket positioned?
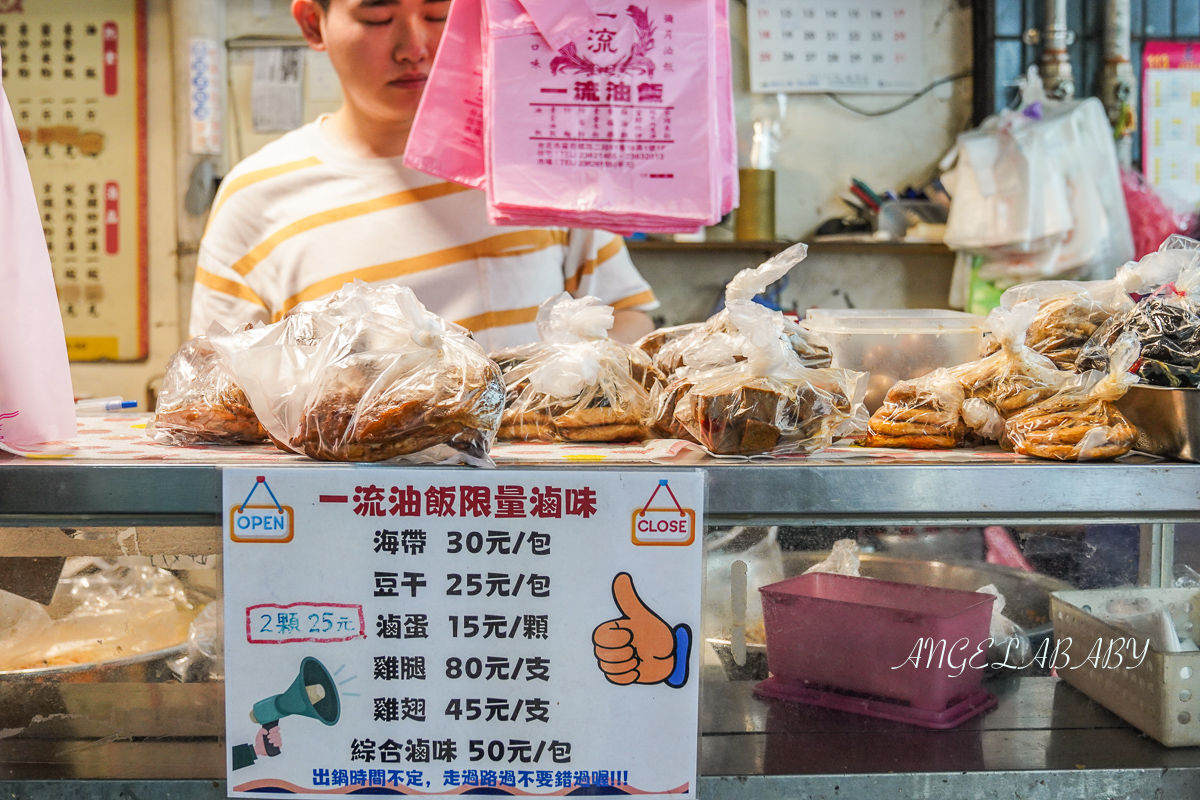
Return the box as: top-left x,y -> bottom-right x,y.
755,573 -> 997,727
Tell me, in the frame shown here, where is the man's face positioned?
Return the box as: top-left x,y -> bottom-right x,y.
307,0 -> 450,123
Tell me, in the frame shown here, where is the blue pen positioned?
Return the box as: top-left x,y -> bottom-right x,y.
76,398 -> 137,414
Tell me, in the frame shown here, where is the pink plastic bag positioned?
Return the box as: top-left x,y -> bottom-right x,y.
484,0 -> 731,231
403,0 -> 487,188
0,74 -> 75,447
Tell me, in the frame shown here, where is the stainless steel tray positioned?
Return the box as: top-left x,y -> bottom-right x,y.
1117,384 -> 1200,462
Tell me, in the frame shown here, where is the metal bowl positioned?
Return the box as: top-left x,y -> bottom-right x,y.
0,643 -> 190,684
708,551 -> 1072,681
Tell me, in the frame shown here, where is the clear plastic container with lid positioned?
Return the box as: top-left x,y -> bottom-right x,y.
802,309 -> 988,413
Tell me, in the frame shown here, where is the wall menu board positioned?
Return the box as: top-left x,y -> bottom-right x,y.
746,0 -> 923,94
1143,42 -> 1200,207
0,0 -> 147,361
222,468 -> 703,800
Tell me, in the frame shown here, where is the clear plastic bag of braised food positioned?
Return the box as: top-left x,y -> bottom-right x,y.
151,324 -> 269,445
673,300 -> 866,456
651,242 -> 831,377
1006,333 -> 1140,461
214,282 -> 504,465
954,300 -> 1070,425
992,279 -> 1134,370
1076,268 -> 1200,388
865,367 -> 967,449
0,560 -> 196,672
497,293 -> 663,442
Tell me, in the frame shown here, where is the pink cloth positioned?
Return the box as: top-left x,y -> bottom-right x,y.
0,71 -> 76,446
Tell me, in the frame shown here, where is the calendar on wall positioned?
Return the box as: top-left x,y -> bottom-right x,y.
0,0 -> 148,362
1142,42 -> 1200,207
747,0 -> 924,94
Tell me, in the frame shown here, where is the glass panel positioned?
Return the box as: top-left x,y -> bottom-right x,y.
1176,0 -> 1200,37
700,521 -> 1187,777
996,0 -> 1024,37
1067,0 -> 1084,33
1132,0 -> 1145,35
996,40 -> 1026,112
1146,0 -> 1173,35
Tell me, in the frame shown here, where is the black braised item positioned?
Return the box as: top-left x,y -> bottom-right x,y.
1077,295 -> 1200,388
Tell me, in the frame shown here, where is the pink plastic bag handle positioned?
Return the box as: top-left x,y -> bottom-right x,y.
515,0 -> 603,51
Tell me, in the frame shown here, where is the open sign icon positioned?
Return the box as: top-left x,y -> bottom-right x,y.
229,477 -> 294,543
631,480 -> 695,546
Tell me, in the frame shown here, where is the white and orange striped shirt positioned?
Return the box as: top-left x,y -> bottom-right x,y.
189,118 -> 658,350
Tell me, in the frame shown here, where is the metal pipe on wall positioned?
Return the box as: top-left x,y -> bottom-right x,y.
1041,0 -> 1075,100
1100,0 -> 1137,167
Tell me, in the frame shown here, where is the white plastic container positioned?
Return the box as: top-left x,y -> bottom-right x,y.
1051,588 -> 1200,747
802,309 -> 988,413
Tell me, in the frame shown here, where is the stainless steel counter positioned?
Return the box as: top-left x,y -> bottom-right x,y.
3,453 -> 1200,525
4,454 -> 1200,799
3,676 -> 1200,798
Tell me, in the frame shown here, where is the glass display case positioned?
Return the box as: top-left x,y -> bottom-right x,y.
3,456 -> 1200,798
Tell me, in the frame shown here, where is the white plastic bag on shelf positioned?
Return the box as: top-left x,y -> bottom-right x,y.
942,78 -> 1133,287
803,538 -> 862,577
0,71 -> 75,447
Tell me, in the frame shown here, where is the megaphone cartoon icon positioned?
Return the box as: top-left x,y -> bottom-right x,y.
250,656 -> 340,756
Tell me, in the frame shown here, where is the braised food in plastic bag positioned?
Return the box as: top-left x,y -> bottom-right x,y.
651,243 -> 831,376
498,294 -> 664,442
671,301 -> 865,455
635,323 -> 702,361
152,329 -> 268,444
989,281 -> 1130,369
865,368 -> 967,449
1006,334 -> 1140,461
214,282 -> 504,464
1078,290 -> 1200,388
955,300 -> 1070,416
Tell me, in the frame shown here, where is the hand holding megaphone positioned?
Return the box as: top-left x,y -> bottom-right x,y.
253,724 -> 283,758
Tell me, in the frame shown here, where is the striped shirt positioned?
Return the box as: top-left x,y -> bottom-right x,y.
189,118 -> 658,350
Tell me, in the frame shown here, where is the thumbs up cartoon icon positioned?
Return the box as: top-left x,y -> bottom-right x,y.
591,572 -> 692,688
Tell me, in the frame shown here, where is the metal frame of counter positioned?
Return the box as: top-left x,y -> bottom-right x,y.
4,456 -> 1200,799
3,456 -> 1200,525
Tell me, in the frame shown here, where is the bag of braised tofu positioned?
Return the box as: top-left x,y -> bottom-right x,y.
650,243 -> 831,377
213,282 -> 504,465
648,327 -> 745,442
497,293 -> 664,442
1006,333 -> 1140,461
151,325 -> 269,445
672,300 -> 866,455
865,368 -> 968,449
954,300 -> 1071,429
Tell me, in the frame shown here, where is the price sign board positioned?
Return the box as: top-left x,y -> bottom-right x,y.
0,0 -> 149,361
1142,42 -> 1200,206
223,468 -> 704,799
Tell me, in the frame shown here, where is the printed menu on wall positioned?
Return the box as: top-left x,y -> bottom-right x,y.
1143,42 -> 1200,207
223,468 -> 704,799
0,0 -> 147,361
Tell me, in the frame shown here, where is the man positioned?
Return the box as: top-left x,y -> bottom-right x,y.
189,0 -> 658,349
